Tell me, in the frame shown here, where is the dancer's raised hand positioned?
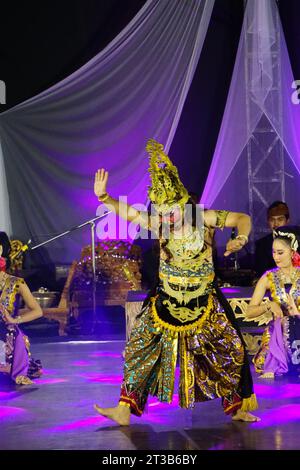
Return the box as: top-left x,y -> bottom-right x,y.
94,169 -> 108,198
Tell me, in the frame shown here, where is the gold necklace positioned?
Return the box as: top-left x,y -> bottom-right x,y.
278,269 -> 299,297
279,268 -> 298,283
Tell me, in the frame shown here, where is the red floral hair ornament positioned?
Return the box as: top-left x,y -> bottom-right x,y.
292,251 -> 300,267
0,257 -> 6,272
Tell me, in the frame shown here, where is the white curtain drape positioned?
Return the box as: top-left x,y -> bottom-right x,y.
201,0 -> 300,225
0,0 -> 214,262
0,138 -> 12,235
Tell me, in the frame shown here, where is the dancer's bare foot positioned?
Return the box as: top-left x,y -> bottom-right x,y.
232,409 -> 260,422
259,372 -> 274,379
15,375 -> 34,385
94,404 -> 130,426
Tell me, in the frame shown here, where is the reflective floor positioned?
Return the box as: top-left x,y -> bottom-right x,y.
1,339 -> 300,450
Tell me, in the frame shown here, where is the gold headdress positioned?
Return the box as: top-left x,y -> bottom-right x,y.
273,229 -> 299,251
146,139 -> 189,213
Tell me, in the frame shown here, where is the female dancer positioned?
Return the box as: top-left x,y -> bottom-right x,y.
0,232 -> 43,384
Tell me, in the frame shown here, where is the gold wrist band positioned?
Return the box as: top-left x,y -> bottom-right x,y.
236,234 -> 248,243
98,193 -> 110,202
264,303 -> 273,319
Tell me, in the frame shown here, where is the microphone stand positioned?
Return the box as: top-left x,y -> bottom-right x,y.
230,228 -> 240,271
16,212 -> 111,333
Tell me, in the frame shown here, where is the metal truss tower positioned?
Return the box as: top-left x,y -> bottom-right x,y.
244,0 -> 285,248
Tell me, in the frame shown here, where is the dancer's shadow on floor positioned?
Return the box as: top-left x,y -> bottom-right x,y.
185,422 -> 262,450
95,419 -> 264,450
95,423 -> 199,450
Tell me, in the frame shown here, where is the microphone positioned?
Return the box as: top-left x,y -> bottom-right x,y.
230,228 -> 239,271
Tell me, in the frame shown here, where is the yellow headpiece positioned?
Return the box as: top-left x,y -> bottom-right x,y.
146,139 -> 189,214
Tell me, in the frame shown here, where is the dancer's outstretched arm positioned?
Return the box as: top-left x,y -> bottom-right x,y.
205,210 -> 251,256
94,168 -> 155,230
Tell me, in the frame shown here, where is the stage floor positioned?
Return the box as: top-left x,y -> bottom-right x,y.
1,339 -> 300,451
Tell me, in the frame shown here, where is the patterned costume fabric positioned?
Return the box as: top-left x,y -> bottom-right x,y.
0,274 -> 42,383
119,211 -> 257,416
253,267 -> 300,375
